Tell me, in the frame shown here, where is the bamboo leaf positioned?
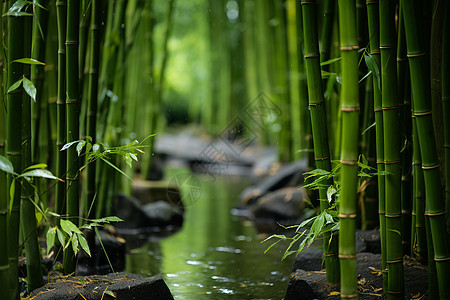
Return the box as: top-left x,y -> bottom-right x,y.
60,219 -> 82,236
364,53 -> 381,91
61,140 -> 83,151
22,77 -> 37,101
264,238 -> 284,254
23,163 -> 47,172
0,155 -> 18,175
46,227 -> 56,254
7,78 -> 24,94
9,180 -> 15,213
327,186 -> 336,203
71,234 -> 79,254
361,122 -> 376,136
11,58 -> 45,65
77,233 -> 91,257
56,228 -> 66,247
19,169 -> 60,181
3,0 -> 31,16
320,56 -> 341,66
76,140 -> 86,156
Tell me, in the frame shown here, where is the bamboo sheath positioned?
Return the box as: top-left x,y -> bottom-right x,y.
301,0 -> 339,284
402,1 -> 450,298
338,0 -> 360,298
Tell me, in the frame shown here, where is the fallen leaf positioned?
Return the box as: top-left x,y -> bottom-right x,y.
328,291 -> 340,296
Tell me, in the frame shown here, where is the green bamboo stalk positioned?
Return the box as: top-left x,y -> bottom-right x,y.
31,0 -> 49,164
396,5 -> 412,255
338,0 -> 360,298
6,0 -> 25,297
319,0 -> 335,65
0,2 -> 9,297
402,1 -> 450,298
301,0 -> 339,284
85,0 -> 100,220
21,12 -> 44,291
366,0 -> 387,293
63,0 -> 80,275
379,0 -> 404,298
443,0 -> 450,237
55,0 -> 67,217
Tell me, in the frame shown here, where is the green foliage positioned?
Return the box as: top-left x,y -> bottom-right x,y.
263,155 -> 382,259
7,75 -> 37,101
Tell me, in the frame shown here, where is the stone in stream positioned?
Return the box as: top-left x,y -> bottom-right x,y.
239,158 -> 308,207
28,272 -> 174,300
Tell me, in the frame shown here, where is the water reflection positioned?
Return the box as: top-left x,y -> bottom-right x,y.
126,168 -> 294,299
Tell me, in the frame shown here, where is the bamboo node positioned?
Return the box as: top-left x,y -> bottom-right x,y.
65,41 -> 79,45
382,105 -> 400,111
304,54 -> 320,59
341,294 -> 358,299
401,210 -> 411,214
412,161 -> 421,165
0,264 -> 9,271
340,160 -> 358,165
396,57 -> 407,62
373,108 -> 383,112
6,151 -> 21,156
388,290 -> 403,295
386,259 -> 403,264
341,106 -> 360,112
424,211 -> 446,217
300,0 -> 314,4
66,177 -> 78,181
314,156 -> 329,161
376,161 -> 385,165
407,52 -> 425,58
66,100 -> 81,104
434,256 -> 450,262
340,46 -> 357,51
324,253 -> 338,257
309,102 -> 324,107
379,46 -> 393,49
422,163 -> 439,170
338,213 -> 357,219
385,214 -> 401,218
414,111 -> 432,116
0,211 -> 6,216
370,51 -> 380,55
384,160 -> 400,165
338,254 -> 356,259
441,97 -> 450,102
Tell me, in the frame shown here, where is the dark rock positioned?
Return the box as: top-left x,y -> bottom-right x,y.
145,155 -> 165,181
142,200 -> 184,227
356,230 -> 381,254
29,272 -> 174,300
287,252 -> 428,299
249,187 -> 307,220
239,158 -> 308,206
292,248 -> 323,272
131,180 -> 183,207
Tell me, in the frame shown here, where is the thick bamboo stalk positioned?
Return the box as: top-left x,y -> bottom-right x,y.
366,0 -> 387,293
63,0 -> 81,274
0,3 -> 9,298
338,0 -> 360,298
319,0 -> 335,65
443,0 -> 450,237
85,0 -> 100,219
379,0 -> 404,298
6,1 -> 25,297
402,1 -> 450,298
20,11 -> 44,292
55,0 -> 67,217
301,0 -> 339,284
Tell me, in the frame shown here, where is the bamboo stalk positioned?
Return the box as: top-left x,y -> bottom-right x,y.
0,2 -> 9,297
85,0 -> 100,219
319,0 -> 335,65
338,0 -> 360,298
402,1 -> 450,298
379,0 -> 404,297
21,11 -> 44,291
366,0 -> 388,293
63,0 -> 81,274
443,0 -> 450,237
301,0 -> 340,284
55,0 -> 67,217
6,0 -> 25,296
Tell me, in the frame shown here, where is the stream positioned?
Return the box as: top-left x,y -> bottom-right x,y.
125,167 -> 295,299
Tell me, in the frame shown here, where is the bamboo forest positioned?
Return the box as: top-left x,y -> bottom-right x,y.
1,0 -> 450,299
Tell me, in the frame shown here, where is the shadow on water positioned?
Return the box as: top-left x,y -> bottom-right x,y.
125,167 -> 295,299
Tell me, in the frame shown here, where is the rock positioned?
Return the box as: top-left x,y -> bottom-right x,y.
239,158 -> 308,206
77,228 -> 126,275
29,272 -> 174,300
287,252 -> 428,299
145,155 -> 165,181
112,193 -> 183,234
292,248 -> 323,272
131,180 -> 183,207
249,187 -> 308,220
